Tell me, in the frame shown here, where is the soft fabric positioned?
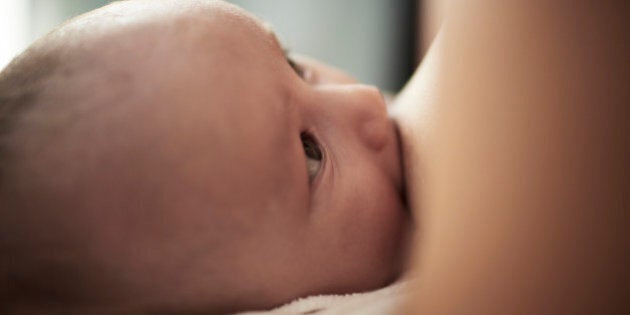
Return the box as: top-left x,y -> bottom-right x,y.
235,281 -> 409,315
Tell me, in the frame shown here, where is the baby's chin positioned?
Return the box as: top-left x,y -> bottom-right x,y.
389,194 -> 414,280
369,182 -> 414,287
382,169 -> 414,282
390,112 -> 414,275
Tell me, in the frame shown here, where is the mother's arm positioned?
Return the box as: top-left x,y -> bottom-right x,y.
394,1 -> 628,313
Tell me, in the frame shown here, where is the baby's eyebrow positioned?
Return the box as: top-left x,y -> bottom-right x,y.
259,20 -> 301,78
260,21 -> 285,51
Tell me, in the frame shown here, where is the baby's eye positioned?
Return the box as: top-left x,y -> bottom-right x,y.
284,49 -> 312,81
287,56 -> 306,79
300,132 -> 322,182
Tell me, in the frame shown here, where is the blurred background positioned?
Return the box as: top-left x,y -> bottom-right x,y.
0,0 -> 442,91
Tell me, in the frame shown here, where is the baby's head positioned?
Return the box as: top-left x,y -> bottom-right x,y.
0,0 -> 411,313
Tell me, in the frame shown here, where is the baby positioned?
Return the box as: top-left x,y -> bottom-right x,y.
0,0 -> 412,314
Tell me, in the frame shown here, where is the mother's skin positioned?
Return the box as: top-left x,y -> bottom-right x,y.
394,1 -> 627,313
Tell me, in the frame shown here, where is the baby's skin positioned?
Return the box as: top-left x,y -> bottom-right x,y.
0,0 -> 413,314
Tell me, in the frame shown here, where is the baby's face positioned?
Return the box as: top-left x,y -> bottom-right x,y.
13,0 -> 411,312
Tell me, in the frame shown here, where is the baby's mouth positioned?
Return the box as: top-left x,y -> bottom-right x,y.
391,118 -> 409,212
380,90 -> 409,213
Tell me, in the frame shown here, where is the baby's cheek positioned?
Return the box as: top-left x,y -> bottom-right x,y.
358,190 -> 407,263
323,184 -> 407,287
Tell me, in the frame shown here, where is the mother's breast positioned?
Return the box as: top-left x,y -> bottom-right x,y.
394,1 -> 629,313
390,31 -> 444,225
388,31 -> 444,308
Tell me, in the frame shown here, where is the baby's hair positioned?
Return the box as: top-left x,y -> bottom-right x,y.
0,30 -> 107,306
0,43 -> 62,188
0,44 -> 58,306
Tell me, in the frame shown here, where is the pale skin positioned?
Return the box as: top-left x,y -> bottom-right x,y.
396,1 -> 628,313
1,0 -> 627,314
1,1 -> 412,314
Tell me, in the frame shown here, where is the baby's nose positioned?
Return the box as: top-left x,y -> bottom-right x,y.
329,84 -> 390,152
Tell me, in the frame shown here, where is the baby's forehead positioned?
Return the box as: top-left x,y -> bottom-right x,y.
54,0 -> 293,135
141,1 -> 283,66
49,1 -> 281,87
63,0 -> 278,48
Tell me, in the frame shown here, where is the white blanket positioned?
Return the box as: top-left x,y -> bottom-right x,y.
235,281 -> 408,315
